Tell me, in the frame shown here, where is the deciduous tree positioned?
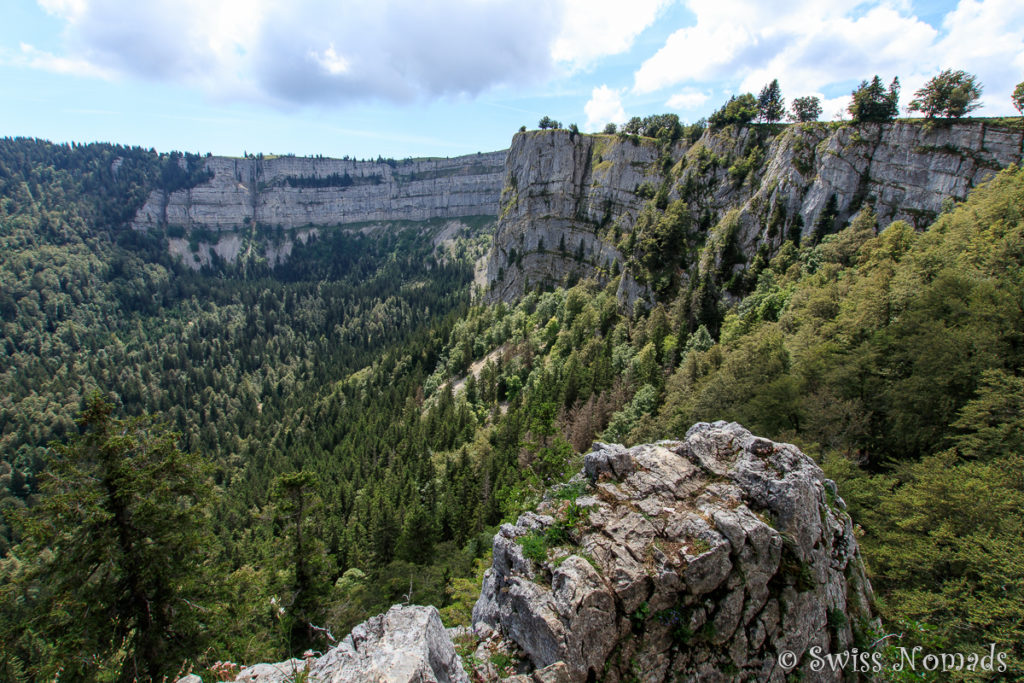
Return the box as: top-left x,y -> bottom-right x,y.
789,96 -> 822,122
907,69 -> 982,118
1012,81 -> 1024,116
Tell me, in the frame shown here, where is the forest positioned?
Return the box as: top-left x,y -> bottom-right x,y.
1,133 -> 1023,681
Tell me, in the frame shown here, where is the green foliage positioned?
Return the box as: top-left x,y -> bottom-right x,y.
628,199 -> 697,293
602,122 -> 618,134
757,79 -> 785,123
620,114 -> 682,144
538,116 -> 562,130
727,145 -> 764,183
907,69 -> 983,119
517,531 -> 550,564
644,165 -> 1024,669
848,76 -> 900,123
270,471 -> 333,652
630,601 -> 649,631
789,96 -> 822,122
2,395 -> 214,681
1014,81 -> 1024,115
709,94 -> 758,128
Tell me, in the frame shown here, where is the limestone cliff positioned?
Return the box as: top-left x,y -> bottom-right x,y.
132,151 -> 506,269
471,422 -> 875,682
481,121 -> 1024,305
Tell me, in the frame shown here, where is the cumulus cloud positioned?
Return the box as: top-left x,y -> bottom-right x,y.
584,85 -> 626,130
666,89 -> 710,110
634,0 -> 1024,116
553,0 -> 672,70
29,0 -> 665,106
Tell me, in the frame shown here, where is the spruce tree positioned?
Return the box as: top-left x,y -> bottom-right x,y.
271,471 -> 332,653
757,79 -> 785,123
4,395 -> 214,682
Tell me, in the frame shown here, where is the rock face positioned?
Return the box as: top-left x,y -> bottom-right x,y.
312,604 -> 468,683
207,605 -> 469,683
482,122 -> 1024,304
481,129 -> 662,303
134,153 -> 506,233
472,422 -> 875,682
132,152 -> 505,269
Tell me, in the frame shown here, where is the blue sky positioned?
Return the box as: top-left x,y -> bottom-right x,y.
1,0 -> 1021,159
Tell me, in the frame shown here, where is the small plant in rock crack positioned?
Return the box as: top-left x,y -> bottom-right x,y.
518,532 -> 549,563
564,500 -> 590,530
656,606 -> 694,646
630,601 -> 650,632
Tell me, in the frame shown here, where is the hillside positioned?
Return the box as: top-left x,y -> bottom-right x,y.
1,125 -> 1023,680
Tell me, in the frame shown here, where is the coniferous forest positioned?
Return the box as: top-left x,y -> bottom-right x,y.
1,132 -> 1024,681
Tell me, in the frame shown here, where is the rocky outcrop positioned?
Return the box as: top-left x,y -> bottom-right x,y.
482,121 -> 1024,304
133,153 -> 505,232
312,604 -> 468,683
472,422 -> 875,682
177,424 -> 873,682
179,605 -> 469,683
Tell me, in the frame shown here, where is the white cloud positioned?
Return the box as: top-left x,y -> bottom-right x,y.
932,0 -> 1024,113
666,88 -> 710,109
23,0 -> 1024,116
28,0 -> 670,106
634,0 -> 1024,116
15,42 -> 115,79
584,85 -> 626,130
552,0 -> 671,70
30,0 -> 563,104
309,45 -> 350,76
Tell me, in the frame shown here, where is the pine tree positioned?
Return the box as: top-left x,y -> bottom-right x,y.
4,395 -> 214,682
757,79 -> 785,123
271,470 -> 332,653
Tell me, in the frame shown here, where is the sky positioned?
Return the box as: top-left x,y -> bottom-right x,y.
1,0 -> 1022,160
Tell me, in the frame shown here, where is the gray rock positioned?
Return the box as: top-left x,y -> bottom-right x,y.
176,676 -> 203,683
233,660 -> 306,682
231,605 -> 467,683
130,152 -> 505,269
473,421 -> 875,682
312,604 -> 469,683
482,122 -> 1024,307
